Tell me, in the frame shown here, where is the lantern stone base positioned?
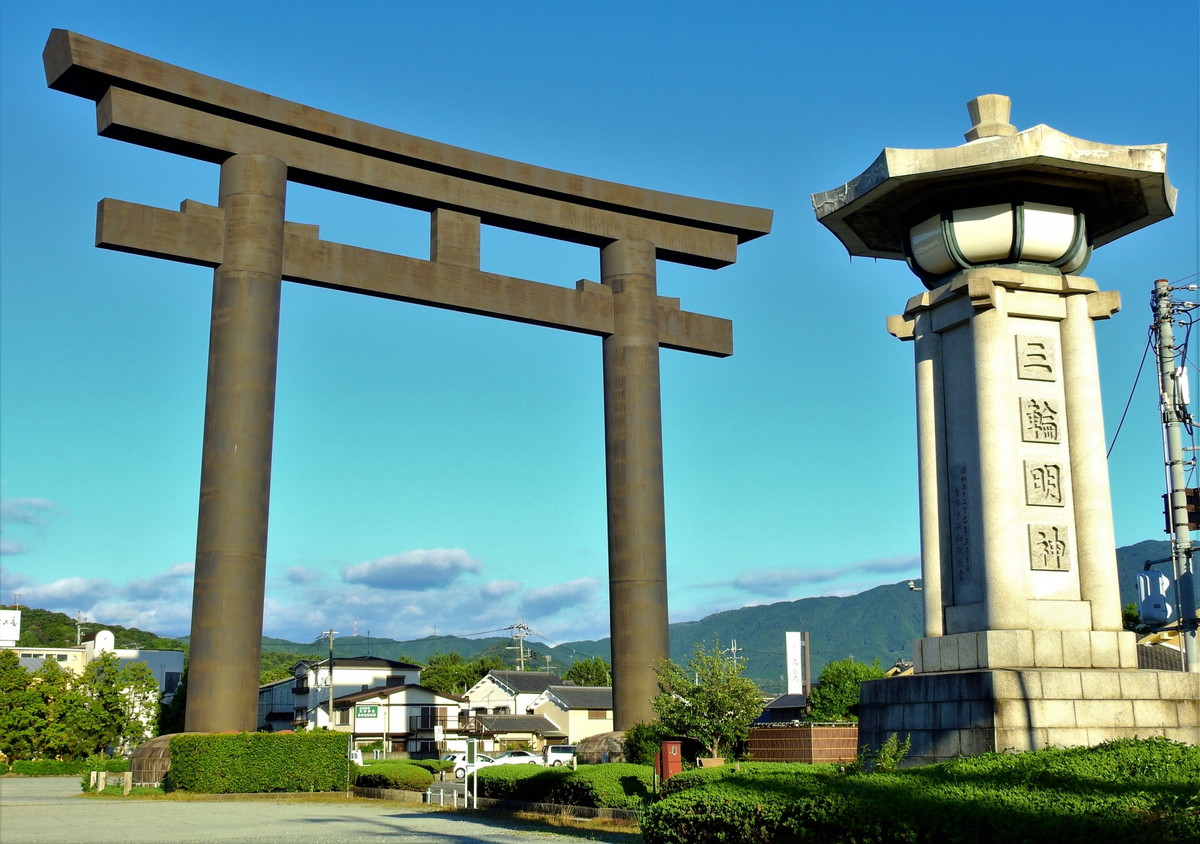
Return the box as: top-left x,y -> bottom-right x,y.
912,630 -> 1140,672
857,668 -> 1200,766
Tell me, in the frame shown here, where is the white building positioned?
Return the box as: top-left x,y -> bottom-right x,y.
258,655 -> 422,732
331,683 -> 467,754
463,670 -> 559,716
11,629 -> 184,703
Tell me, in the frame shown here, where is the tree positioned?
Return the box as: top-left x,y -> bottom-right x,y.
807,657 -> 886,721
420,652 -> 506,696
73,652 -> 160,755
652,641 -> 763,760
562,656 -> 611,686
0,650 -> 38,760
30,657 -> 86,759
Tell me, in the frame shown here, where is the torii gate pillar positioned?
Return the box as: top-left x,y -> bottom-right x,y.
602,240 -> 669,725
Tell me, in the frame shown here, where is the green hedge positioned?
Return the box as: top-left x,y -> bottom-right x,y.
11,757 -> 129,777
166,732 -> 351,793
404,758 -> 452,774
477,763 -> 653,810
641,738 -> 1200,844
353,761 -> 433,792
475,765 -> 572,802
659,761 -> 836,797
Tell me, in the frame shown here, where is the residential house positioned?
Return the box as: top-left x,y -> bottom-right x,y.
463,670 -> 559,717
460,670 -> 562,751
260,655 -> 422,732
528,684 -> 614,744
330,683 -> 466,754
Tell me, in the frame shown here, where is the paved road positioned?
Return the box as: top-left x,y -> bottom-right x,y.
0,778 -> 634,843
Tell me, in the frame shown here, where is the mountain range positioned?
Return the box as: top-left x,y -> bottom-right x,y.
259,539 -> 1175,693
14,539 -> 1174,695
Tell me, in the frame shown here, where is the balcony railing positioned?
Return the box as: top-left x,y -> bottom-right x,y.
291,684 -> 309,695
409,714 -> 455,732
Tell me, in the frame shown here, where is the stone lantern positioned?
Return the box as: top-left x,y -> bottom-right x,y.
811,96 -> 1196,763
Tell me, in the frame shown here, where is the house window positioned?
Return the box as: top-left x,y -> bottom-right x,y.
492,706 -> 509,715
164,672 -> 181,694
588,709 -> 609,720
336,708 -> 350,726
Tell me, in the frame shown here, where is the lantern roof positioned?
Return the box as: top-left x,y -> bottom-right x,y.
811,95 -> 1176,261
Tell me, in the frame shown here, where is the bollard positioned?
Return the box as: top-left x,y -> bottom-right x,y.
122,772 -> 132,796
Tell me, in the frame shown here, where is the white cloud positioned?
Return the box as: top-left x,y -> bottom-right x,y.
520,577 -> 599,618
0,497 -> 63,555
19,576 -> 114,606
482,579 -> 522,598
0,498 -> 61,525
731,555 -> 920,598
341,548 -> 481,591
120,564 -> 194,601
286,566 -> 324,584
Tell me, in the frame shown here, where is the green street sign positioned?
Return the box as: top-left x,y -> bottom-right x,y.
355,705 -> 379,718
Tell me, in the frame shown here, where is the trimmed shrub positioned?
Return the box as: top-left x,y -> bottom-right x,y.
475,763 -> 653,810
476,765 -> 571,802
641,738 -> 1200,844
166,731 -> 351,793
353,761 -> 433,792
404,758 -> 452,775
547,763 -> 653,810
13,756 -> 129,777
660,761 -> 835,798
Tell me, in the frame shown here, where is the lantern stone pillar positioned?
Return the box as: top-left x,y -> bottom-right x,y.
812,96 -> 1198,763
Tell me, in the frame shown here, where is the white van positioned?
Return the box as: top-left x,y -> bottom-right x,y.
543,744 -> 577,766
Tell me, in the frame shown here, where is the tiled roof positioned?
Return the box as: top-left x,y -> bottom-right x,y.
489,670 -> 560,694
477,713 -> 564,735
333,683 -> 465,706
763,693 -> 809,709
547,685 -> 612,710
296,655 -> 423,671
1137,644 -> 1184,671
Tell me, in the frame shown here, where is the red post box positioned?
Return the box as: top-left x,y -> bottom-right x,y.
655,740 -> 683,780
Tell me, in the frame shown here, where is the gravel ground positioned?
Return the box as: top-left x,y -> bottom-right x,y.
0,778 -> 637,843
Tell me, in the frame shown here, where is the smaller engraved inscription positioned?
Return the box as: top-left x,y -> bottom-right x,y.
950,465 -> 971,580
1028,524 -> 1070,571
1025,461 -> 1065,506
1020,397 -> 1061,443
1016,335 -> 1058,382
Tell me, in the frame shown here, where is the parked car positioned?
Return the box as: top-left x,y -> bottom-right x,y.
491,750 -> 544,766
543,744 -> 577,766
442,752 -> 497,779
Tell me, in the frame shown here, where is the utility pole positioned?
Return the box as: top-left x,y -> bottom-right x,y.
319,629 -> 339,726
1152,277 -> 1200,673
507,620 -> 530,670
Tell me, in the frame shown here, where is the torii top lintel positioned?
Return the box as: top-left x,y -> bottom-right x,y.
43,29 -> 772,270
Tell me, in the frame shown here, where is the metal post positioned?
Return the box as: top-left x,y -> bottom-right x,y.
601,239 -> 668,729
185,154 -> 286,731
1153,278 -> 1200,673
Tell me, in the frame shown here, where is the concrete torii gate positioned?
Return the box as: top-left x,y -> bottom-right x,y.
43,30 -> 771,732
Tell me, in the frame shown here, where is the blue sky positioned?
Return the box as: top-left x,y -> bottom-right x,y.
1,1 -> 1197,648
